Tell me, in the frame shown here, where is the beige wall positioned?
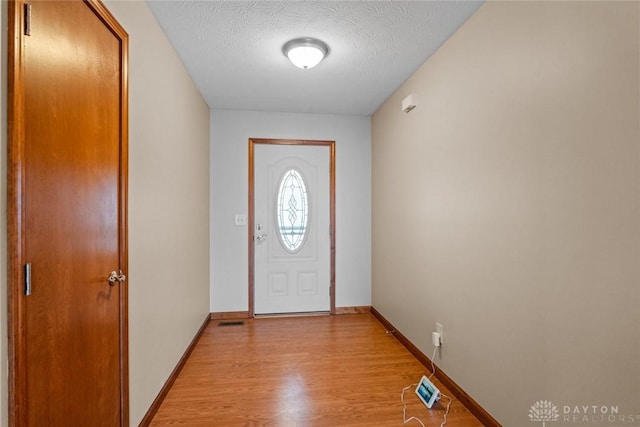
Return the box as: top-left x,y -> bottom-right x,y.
0,1 -> 210,425
103,1 -> 211,424
372,1 -> 640,425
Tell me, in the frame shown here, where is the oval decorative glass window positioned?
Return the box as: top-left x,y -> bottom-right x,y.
276,169 -> 309,252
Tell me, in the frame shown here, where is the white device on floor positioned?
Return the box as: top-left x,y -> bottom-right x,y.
414,375 -> 441,409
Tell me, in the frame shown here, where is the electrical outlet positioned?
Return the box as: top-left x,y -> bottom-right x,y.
436,322 -> 443,344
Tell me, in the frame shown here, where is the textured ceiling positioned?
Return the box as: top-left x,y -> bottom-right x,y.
147,1 -> 484,116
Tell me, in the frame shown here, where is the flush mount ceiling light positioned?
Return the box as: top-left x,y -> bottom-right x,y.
283,38 -> 329,70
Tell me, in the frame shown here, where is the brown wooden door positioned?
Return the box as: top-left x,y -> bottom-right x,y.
8,1 -> 129,425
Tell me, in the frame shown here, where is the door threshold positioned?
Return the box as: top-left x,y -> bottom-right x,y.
254,311 -> 331,318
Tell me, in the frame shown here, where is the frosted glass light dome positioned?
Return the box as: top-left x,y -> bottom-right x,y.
283,38 -> 329,70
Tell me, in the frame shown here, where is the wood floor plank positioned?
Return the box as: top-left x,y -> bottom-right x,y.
149,314 -> 485,427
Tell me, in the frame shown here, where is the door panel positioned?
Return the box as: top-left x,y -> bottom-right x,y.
8,1 -> 128,425
251,141 -> 335,315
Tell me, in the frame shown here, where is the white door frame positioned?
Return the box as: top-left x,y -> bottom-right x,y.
248,138 -> 335,317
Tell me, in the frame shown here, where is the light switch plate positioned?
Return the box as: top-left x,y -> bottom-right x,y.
234,214 -> 247,226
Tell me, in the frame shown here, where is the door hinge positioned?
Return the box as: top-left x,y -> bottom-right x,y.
24,263 -> 32,296
24,3 -> 31,36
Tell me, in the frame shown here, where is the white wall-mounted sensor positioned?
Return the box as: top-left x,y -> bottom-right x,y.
402,93 -> 418,113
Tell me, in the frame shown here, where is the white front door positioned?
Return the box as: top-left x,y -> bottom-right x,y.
253,143 -> 331,315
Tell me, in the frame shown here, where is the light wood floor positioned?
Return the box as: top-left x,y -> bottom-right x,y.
149,314 -> 484,426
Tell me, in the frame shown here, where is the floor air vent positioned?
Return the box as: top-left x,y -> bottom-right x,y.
217,320 -> 245,327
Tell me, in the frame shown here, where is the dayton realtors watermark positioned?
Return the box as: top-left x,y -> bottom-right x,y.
529,400 -> 640,425
563,405 -> 640,424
